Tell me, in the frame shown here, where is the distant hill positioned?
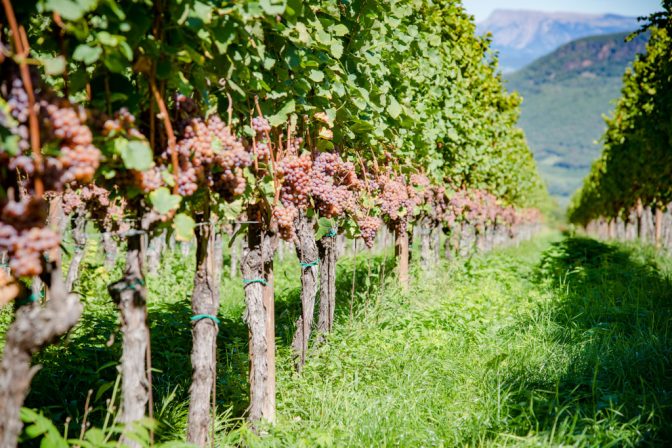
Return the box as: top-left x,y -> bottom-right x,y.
506,31 -> 648,202
479,10 -> 639,72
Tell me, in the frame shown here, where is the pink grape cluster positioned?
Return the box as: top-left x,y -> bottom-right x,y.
310,153 -> 358,218
102,108 -> 145,140
0,72 -> 99,279
356,215 -> 382,248
376,174 -> 420,232
42,100 -> 101,185
61,185 -> 128,233
0,224 -> 60,277
278,153 -> 312,210
251,116 -> 272,161
134,167 -> 164,193
5,78 -> 29,150
252,116 -> 271,134
174,114 -> 252,200
272,205 -> 298,241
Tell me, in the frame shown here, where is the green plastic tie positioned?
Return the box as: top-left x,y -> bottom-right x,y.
191,314 -> 220,325
243,278 -> 267,286
16,291 -> 43,307
326,228 -> 337,238
300,259 -> 320,269
126,278 -> 145,291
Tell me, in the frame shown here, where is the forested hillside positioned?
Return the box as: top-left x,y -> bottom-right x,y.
507,32 -> 648,201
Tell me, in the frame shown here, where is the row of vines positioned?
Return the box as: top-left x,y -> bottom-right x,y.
0,0 -> 548,446
568,3 -> 672,247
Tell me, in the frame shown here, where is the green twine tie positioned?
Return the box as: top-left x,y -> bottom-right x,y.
326,228 -> 337,238
191,314 -> 220,325
243,278 -> 267,286
300,259 -> 320,269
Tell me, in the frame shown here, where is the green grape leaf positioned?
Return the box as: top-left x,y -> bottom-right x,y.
44,0 -> 86,21
118,140 -> 153,171
308,69 -> 324,82
173,213 -> 196,242
72,45 -> 103,65
42,56 -> 66,75
161,171 -> 175,187
218,199 -> 243,220
387,97 -> 402,119
267,100 -> 295,127
330,24 -> 349,37
315,217 -> 335,240
149,188 -> 181,215
329,41 -> 344,58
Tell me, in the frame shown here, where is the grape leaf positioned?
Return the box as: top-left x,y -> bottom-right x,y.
173,213 -> 196,242
149,188 -> 181,215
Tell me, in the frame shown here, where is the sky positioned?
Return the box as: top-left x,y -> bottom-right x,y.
462,0 -> 663,22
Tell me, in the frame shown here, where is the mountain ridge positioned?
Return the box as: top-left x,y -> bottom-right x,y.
479,9 -> 639,72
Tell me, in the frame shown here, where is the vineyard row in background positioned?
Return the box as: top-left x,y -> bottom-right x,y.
569,5 -> 672,241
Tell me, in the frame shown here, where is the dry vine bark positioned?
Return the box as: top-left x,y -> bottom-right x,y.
0,265 -> 82,448
317,234 -> 337,334
291,212 -> 319,371
395,228 -> 410,289
65,212 -> 87,292
418,218 -> 433,270
187,209 -> 220,446
241,205 -> 278,423
108,233 -> 149,446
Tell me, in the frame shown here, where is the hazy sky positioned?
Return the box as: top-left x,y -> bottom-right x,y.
462,0 -> 663,22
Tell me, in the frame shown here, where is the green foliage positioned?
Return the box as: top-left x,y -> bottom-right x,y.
13,0 -> 547,219
569,13 -> 672,224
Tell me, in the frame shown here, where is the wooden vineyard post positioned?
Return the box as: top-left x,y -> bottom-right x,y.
65,212 -> 87,292
317,231 -> 337,335
655,206 -> 663,249
187,208 -> 221,446
241,204 -> 278,423
419,218 -> 433,270
108,233 -> 149,446
395,228 -> 410,290
291,212 -> 319,371
636,198 -> 643,240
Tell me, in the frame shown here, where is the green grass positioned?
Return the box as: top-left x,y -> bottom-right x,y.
2,232 -> 672,446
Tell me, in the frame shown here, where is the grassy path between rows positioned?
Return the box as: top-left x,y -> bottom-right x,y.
3,232 -> 672,446
255,232 -> 672,446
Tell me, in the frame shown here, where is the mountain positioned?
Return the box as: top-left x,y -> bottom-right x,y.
479,9 -> 639,72
506,31 -> 648,202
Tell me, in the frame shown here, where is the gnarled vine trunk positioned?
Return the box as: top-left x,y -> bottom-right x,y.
241,206 -> 278,423
102,232 -> 118,270
108,233 -> 149,446
317,234 -> 337,335
395,228 -> 409,289
0,264 -> 82,448
443,228 -> 453,260
636,198 -> 643,240
65,212 -> 87,292
146,230 -> 166,276
418,218 -> 433,270
187,210 -> 220,446
290,212 -> 319,371
655,207 -> 663,249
